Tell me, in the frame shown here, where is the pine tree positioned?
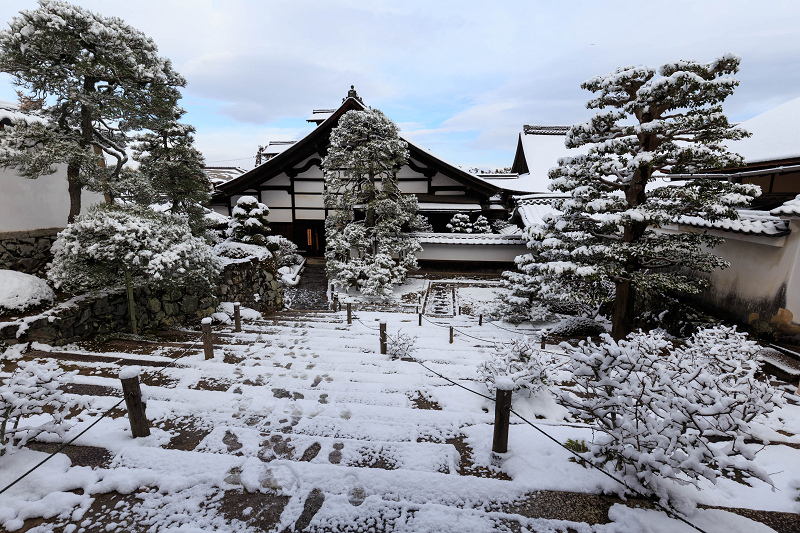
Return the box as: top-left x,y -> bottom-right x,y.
446,213 -> 473,233
131,107 -> 211,236
0,0 -> 184,222
227,196 -> 271,246
510,55 -> 758,339
322,108 -> 424,297
473,215 -> 492,234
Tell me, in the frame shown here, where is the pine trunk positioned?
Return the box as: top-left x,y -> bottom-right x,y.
611,278 -> 636,341
67,162 -> 82,224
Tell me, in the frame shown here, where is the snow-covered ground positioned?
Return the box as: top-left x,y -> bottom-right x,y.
0,270 -> 55,315
1,295 -> 798,532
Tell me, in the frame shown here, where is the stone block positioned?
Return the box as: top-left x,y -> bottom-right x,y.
181,295 -> 199,314
163,301 -> 180,316
146,298 -> 161,313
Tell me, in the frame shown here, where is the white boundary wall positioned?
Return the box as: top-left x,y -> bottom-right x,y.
0,165 -> 104,231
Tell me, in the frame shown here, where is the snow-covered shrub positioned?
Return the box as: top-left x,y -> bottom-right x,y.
359,253 -> 402,298
478,337 -> 557,396
1,361 -> 77,456
0,270 -> 55,314
446,213 -> 473,233
546,299 -> 591,317
227,196 -> 271,246
557,328 -> 778,507
267,235 -> 302,267
473,215 -> 492,234
386,332 -> 417,360
495,269 -> 552,324
214,240 -> 272,261
48,204 -> 222,292
548,317 -> 605,337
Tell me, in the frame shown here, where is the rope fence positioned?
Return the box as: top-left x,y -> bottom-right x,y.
347,306 -> 709,533
0,332 -> 204,496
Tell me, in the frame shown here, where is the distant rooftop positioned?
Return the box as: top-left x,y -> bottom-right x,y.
523,125 -> 569,136
204,166 -> 246,186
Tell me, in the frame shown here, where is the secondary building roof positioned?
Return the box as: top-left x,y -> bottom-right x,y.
726,96 -> 800,165
508,125 -> 576,194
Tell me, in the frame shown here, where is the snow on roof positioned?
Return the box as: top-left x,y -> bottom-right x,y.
726,96 -> 800,164
0,99 -> 47,126
204,167 -> 246,185
511,194 -> 565,228
517,202 -> 560,228
512,127 -> 577,193
262,140 -> 296,155
417,202 -> 482,212
771,195 -> 800,217
306,109 -> 336,123
677,210 -> 790,237
414,232 -> 526,245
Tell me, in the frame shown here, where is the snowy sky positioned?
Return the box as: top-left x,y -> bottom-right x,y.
1,0 -> 799,170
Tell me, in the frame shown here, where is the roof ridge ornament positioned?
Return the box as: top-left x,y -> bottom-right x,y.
344,85 -> 364,103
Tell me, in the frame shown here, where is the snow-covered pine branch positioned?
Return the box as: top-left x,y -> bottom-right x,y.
322,109 -> 425,297
505,55 -> 758,338
0,0 -> 186,222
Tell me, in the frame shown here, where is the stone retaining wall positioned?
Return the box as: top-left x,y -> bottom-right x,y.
0,257 -> 281,346
0,228 -> 62,276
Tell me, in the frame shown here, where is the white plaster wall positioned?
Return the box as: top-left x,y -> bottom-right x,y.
700,223 -> 800,322
0,166 -> 104,231
416,243 -> 529,262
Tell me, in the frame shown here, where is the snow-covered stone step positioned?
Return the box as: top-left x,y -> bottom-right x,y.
111,446 -> 525,510
281,493 -> 536,533
197,426 -> 460,474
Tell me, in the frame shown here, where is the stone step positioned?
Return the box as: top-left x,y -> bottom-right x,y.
198,425 -> 460,475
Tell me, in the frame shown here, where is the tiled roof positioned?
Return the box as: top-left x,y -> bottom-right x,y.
677,211 -> 790,237
771,195 -> 800,217
417,202 -> 482,212
523,125 -> 569,136
204,166 -> 246,185
414,233 -> 526,245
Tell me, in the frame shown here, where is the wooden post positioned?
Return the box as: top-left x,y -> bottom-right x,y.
202,318 -> 214,360
541,334 -> 546,349
379,321 -> 387,354
492,388 -> 513,454
479,314 -> 483,326
418,312 -> 422,327
347,303 -> 352,325
449,326 -> 454,344
124,269 -> 137,336
233,302 -> 241,333
120,371 -> 150,438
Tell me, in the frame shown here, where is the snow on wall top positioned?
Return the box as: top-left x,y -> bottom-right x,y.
417,202 -> 482,212
771,195 -> 800,217
0,99 -> 46,125
726,96 -> 800,163
677,210 -> 790,237
414,232 -> 525,245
